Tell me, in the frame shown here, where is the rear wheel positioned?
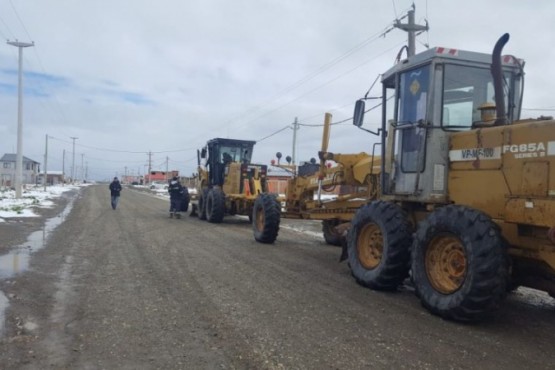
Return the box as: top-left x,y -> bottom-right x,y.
347,201 -> 412,290
206,187 -> 226,223
253,193 -> 281,244
411,205 -> 508,322
322,219 -> 343,246
198,188 -> 209,220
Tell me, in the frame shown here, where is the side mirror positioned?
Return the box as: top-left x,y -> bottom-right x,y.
353,99 -> 365,127
200,147 -> 207,159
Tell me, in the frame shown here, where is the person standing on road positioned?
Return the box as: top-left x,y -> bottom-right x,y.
168,176 -> 184,219
109,177 -> 122,210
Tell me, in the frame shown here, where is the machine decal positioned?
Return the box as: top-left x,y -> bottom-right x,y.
451,142 -> 553,161
502,142 -> 547,159
449,147 -> 501,161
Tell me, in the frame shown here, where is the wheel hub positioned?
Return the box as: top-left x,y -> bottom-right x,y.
425,234 -> 467,294
357,223 -> 383,269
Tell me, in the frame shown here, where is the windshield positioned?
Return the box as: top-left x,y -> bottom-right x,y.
442,64 -> 521,130
219,145 -> 253,163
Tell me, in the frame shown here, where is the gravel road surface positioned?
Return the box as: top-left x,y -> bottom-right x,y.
1,185 -> 554,369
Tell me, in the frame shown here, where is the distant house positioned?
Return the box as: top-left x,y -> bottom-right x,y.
267,166 -> 293,194
0,153 -> 40,187
37,171 -> 65,186
145,170 -> 178,183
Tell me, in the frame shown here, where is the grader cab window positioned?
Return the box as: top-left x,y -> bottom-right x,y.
218,145 -> 252,164
441,64 -> 496,130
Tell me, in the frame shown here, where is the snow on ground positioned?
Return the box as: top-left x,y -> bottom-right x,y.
0,184 -> 88,222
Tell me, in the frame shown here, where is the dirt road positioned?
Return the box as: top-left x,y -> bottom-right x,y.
1,185 -> 554,369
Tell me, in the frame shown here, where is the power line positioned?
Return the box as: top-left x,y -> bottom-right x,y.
238,40 -> 405,130
218,15 -> 410,136
8,0 -> 32,41
391,0 -> 399,18
257,125 -> 291,143
48,136 -> 197,154
222,30 -> 390,130
4,0 -> 72,133
0,13 -> 16,40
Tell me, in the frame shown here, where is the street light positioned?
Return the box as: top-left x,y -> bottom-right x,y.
7,40 -> 34,199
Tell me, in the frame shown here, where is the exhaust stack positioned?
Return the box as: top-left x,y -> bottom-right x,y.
491,33 -> 510,126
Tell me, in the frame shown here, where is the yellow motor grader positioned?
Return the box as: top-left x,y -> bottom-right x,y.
348,33 -> 555,321
193,138 -> 280,241
255,33 -> 555,321
265,114 -> 381,247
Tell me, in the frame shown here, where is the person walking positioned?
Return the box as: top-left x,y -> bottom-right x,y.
109,177 -> 122,210
168,176 -> 184,219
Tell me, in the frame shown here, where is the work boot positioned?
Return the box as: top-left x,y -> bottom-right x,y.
176,213 -> 181,219
170,212 -> 174,218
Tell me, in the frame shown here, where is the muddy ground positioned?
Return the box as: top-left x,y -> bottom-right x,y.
0,185 -> 554,369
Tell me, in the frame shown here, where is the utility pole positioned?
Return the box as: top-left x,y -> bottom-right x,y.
62,149 -> 66,186
394,4 -> 428,57
85,161 -> 88,181
62,149 -> 65,186
70,137 -> 78,184
165,156 -> 169,180
147,151 -> 152,185
43,134 -> 48,191
7,40 -> 34,198
81,153 -> 84,183
124,166 -> 127,184
291,117 -> 299,164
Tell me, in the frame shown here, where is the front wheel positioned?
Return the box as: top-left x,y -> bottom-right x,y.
347,201 -> 412,290
322,219 -> 343,246
253,194 -> 281,244
198,188 -> 209,220
206,187 -> 225,223
411,205 -> 509,322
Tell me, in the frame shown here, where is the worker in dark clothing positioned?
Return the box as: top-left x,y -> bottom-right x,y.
109,177 -> 122,210
168,176 -> 184,218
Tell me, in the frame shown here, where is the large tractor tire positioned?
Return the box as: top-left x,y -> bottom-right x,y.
198,188 -> 209,220
322,219 -> 343,247
206,187 -> 226,223
253,193 -> 281,244
180,188 -> 190,213
411,205 -> 509,322
347,200 -> 412,290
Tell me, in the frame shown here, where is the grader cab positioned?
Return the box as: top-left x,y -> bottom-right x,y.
195,138 -> 280,237
349,33 -> 555,321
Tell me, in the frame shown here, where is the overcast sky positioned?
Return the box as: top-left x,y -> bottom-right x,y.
0,0 -> 554,181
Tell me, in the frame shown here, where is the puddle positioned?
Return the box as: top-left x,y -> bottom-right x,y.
0,197 -> 75,334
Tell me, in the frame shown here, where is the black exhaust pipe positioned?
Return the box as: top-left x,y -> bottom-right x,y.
491,33 -> 510,126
